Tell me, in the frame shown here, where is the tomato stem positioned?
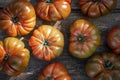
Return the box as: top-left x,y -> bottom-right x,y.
20,37 -> 24,41
104,60 -> 114,70
92,0 -> 103,2
0,54 -> 10,71
4,54 -> 10,61
47,77 -> 54,80
46,0 -> 53,4
77,35 -> 86,42
12,16 -> 19,23
53,21 -> 62,29
43,39 -> 50,46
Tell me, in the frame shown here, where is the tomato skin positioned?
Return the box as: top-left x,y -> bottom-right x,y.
0,37 -> 30,76
79,0 -> 116,18
107,26 -> 120,54
38,63 -> 71,80
69,19 -> 101,58
29,25 -> 64,61
0,41 -> 6,63
65,0 -> 71,4
86,53 -> 120,80
36,0 -> 71,21
0,0 -> 36,36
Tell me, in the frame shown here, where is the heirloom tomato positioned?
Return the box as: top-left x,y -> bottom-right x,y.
79,0 -> 116,18
36,0 -> 71,21
29,25 -> 64,61
38,63 -> 71,80
107,26 -> 120,54
0,37 -> 30,76
86,53 -> 120,80
69,19 -> 101,58
0,0 -> 36,36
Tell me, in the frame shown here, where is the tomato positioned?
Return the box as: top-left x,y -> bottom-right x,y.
29,25 -> 64,61
38,63 -> 71,80
36,0 -> 71,21
107,26 -> 120,54
69,19 -> 101,58
79,0 -> 116,18
0,0 -> 36,36
0,37 -> 30,76
86,53 -> 120,80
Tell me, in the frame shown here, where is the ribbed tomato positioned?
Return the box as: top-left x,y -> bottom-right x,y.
36,0 -> 71,21
107,26 -> 120,54
79,0 -> 116,18
0,0 -> 36,36
86,53 -> 120,80
38,63 -> 71,80
0,37 -> 30,76
29,25 -> 64,61
69,19 -> 101,58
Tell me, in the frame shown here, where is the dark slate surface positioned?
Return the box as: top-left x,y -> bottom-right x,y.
0,0 -> 120,80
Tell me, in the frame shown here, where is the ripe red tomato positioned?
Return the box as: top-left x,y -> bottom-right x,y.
69,19 -> 101,58
0,37 -> 30,76
79,0 -> 116,18
107,26 -> 120,54
36,0 -> 71,21
38,63 -> 71,80
29,25 -> 64,61
86,53 -> 120,80
0,0 -> 36,36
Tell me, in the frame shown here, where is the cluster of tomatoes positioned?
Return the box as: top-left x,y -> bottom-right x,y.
0,0 -> 119,80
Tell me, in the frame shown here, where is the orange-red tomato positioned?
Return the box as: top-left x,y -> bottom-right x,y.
29,25 -> 64,61
0,37 -> 30,76
79,0 -> 116,18
38,63 -> 71,80
0,0 -> 36,36
36,0 -> 71,21
107,26 -> 120,54
69,19 -> 101,58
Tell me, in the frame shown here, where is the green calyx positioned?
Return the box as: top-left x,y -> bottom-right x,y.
12,16 -> 19,23
47,77 -> 54,80
43,39 -> 50,46
0,54 -> 10,70
46,0 -> 53,4
104,60 -> 114,70
77,35 -> 86,42
4,54 -> 10,61
92,0 -> 102,2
